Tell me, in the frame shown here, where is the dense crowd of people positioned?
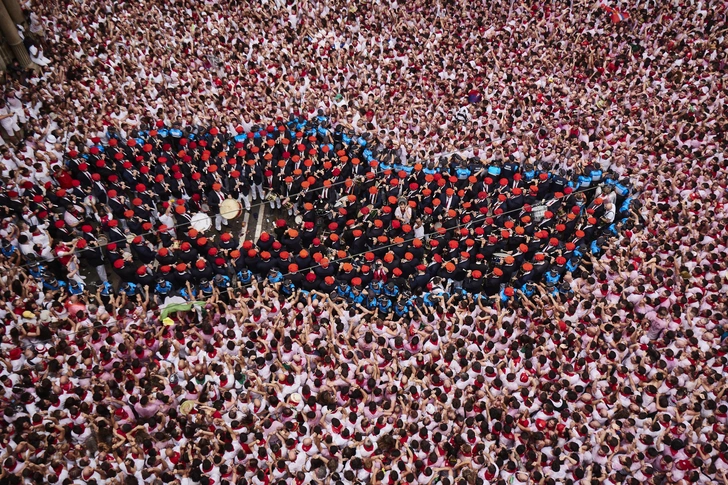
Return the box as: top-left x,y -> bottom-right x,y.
0,0 -> 726,484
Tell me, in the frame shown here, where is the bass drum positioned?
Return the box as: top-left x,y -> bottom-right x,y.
220,198 -> 243,220
190,212 -> 212,233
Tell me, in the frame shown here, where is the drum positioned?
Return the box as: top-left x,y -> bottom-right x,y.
190,212 -> 212,233
531,204 -> 547,222
220,198 -> 243,220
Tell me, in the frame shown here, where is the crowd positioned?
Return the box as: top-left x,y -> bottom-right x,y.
0,0 -> 726,484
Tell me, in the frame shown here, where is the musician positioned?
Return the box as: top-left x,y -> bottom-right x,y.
399,252 -> 419,278
295,181 -> 316,211
207,182 -> 229,232
111,258 -> 135,285
318,180 -> 337,209
156,247 -> 177,267
280,176 -> 299,216
249,159 -> 265,202
507,187 -> 525,211
285,154 -> 304,176
257,252 -> 276,275
524,184 -> 540,206
50,188 -> 72,210
192,259 -> 214,284
281,229 -> 302,254
339,178 -> 359,200
384,178 -> 402,202
365,185 -> 384,208
153,174 -> 172,201
76,238 -> 108,284
520,214 -> 535,237
120,161 -> 138,186
544,191 -> 564,214
174,263 -> 193,290
126,211 -> 145,236
301,221 -> 318,248
563,212 -> 579,237
243,249 -> 260,274
262,165 -> 279,194
255,231 -> 276,252
294,249 -> 312,272
131,235 -> 157,265
91,173 -> 108,205
539,211 -> 556,231
136,265 -> 155,288
219,232 -> 237,252
178,242 -> 199,264
170,172 -> 189,199
132,199 -> 155,225
439,187 -> 460,212
226,170 -> 251,211
138,168 -> 155,194
106,219 -> 127,249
